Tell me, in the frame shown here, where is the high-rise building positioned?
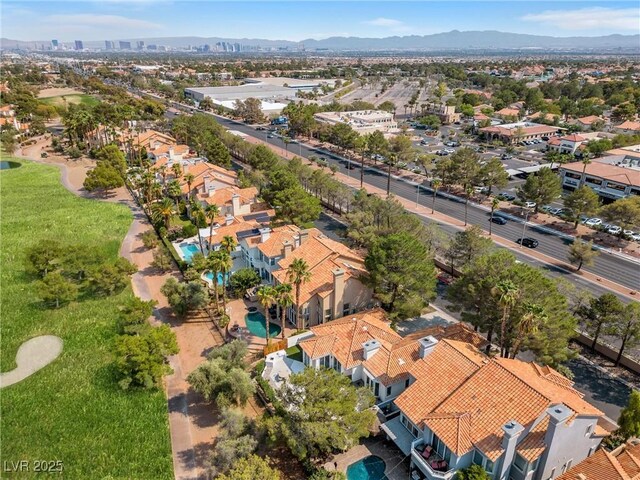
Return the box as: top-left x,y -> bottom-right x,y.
119,41 -> 131,50
105,40 -> 114,50
74,40 -> 83,50
136,41 -> 145,50
51,39 -> 59,49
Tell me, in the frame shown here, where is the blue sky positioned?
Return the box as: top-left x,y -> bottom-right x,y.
2,1 -> 639,42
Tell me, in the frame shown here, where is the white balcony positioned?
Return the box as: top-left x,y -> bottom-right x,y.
410,439 -> 456,480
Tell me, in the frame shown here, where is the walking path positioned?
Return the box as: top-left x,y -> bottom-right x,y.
16,137 -> 226,480
0,336 -> 63,388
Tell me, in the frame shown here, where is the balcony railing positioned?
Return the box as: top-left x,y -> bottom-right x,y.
411,439 -> 455,480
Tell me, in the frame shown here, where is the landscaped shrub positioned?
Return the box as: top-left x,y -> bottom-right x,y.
141,230 -> 159,249
218,314 -> 230,329
181,223 -> 197,238
66,146 -> 82,158
86,257 -> 137,296
151,247 -> 173,272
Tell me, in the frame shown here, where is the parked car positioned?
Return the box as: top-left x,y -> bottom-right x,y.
524,201 -> 537,208
517,237 -> 539,248
497,192 -> 516,201
624,230 -> 635,236
584,218 -> 602,227
541,205 -> 552,212
501,154 -> 513,160
607,226 -> 622,235
490,216 -> 507,225
267,134 -> 275,138
548,207 -> 565,215
631,233 -> 640,242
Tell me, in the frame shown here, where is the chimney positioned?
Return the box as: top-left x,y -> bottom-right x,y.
539,404 -> 573,479
418,336 -> 438,359
259,227 -> 271,243
496,420 -> 524,480
231,193 -> 241,216
362,339 -> 381,360
282,240 -> 293,258
169,146 -> 174,159
332,268 -> 345,319
298,230 -> 309,245
204,176 -> 215,195
225,214 -> 234,226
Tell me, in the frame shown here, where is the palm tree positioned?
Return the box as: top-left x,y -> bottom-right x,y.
221,235 -> 237,255
151,198 -> 175,230
184,173 -> 195,201
580,157 -> 591,187
511,303 -> 546,359
492,280 -> 520,357
274,283 -> 293,341
431,179 -> 441,214
204,204 -> 220,251
257,285 -> 276,345
167,180 -> 182,210
158,165 -> 168,188
209,250 -> 232,313
489,197 -> 500,236
286,258 -> 311,331
171,162 -> 182,179
190,201 -> 206,254
386,152 -> 396,195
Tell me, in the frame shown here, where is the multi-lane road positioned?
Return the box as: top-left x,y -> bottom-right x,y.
154,94 -> 640,298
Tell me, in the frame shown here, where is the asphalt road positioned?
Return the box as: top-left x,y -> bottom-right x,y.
204,112 -> 639,296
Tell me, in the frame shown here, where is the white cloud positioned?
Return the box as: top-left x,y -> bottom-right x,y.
522,7 -> 640,31
45,14 -> 162,30
362,17 -> 412,34
364,17 -> 405,28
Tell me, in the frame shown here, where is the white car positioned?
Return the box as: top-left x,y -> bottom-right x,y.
524,201 -> 537,208
607,226 -> 622,235
585,218 -> 602,227
631,233 -> 640,242
624,230 -> 635,236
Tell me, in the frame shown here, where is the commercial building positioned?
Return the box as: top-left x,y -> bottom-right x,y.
479,122 -> 562,145
104,40 -> 114,50
74,40 -> 83,50
185,78 -> 335,116
314,110 -> 398,134
421,102 -> 460,124
558,161 -> 640,200
119,41 -> 131,50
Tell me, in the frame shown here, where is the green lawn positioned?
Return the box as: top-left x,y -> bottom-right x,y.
0,160 -> 173,479
40,94 -> 100,108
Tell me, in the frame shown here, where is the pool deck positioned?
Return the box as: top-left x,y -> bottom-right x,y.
323,434 -> 411,480
226,298 -> 298,353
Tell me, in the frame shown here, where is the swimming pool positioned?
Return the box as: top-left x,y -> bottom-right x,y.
204,271 -> 226,285
347,456 -> 387,480
0,161 -> 21,170
178,243 -> 201,262
245,311 -> 281,338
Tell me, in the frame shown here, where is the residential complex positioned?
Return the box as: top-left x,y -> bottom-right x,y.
557,439 -> 640,480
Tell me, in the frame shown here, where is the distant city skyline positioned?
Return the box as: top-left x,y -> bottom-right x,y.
2,1 -> 639,42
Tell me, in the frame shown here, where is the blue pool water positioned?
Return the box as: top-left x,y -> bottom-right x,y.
347,456 -> 387,480
0,161 -> 20,170
178,243 -> 201,262
204,271 -> 226,285
245,311 -> 281,338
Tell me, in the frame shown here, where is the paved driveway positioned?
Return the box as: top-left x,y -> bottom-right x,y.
566,357 -> 631,421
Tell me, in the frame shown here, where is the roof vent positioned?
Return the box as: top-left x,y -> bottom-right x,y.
575,474 -> 586,480
398,358 -> 406,366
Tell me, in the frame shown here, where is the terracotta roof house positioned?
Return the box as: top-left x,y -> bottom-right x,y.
298,310 -> 486,404
197,185 -> 260,217
615,121 -> 640,134
557,440 -> 640,480
495,107 -> 522,120
381,338 -> 609,480
547,134 -> 588,155
574,116 -> 604,130
271,228 -> 373,328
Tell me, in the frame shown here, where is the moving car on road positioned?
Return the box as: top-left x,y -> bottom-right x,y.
517,237 -> 539,248
490,216 -> 507,225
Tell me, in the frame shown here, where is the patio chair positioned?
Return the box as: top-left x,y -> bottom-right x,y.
421,445 -> 432,459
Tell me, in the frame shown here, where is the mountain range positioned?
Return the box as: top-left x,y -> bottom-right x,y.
3,30 -> 639,52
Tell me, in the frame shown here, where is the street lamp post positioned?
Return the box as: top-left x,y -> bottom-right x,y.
347,156 -> 351,179
520,207 -> 530,248
416,183 -> 420,208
